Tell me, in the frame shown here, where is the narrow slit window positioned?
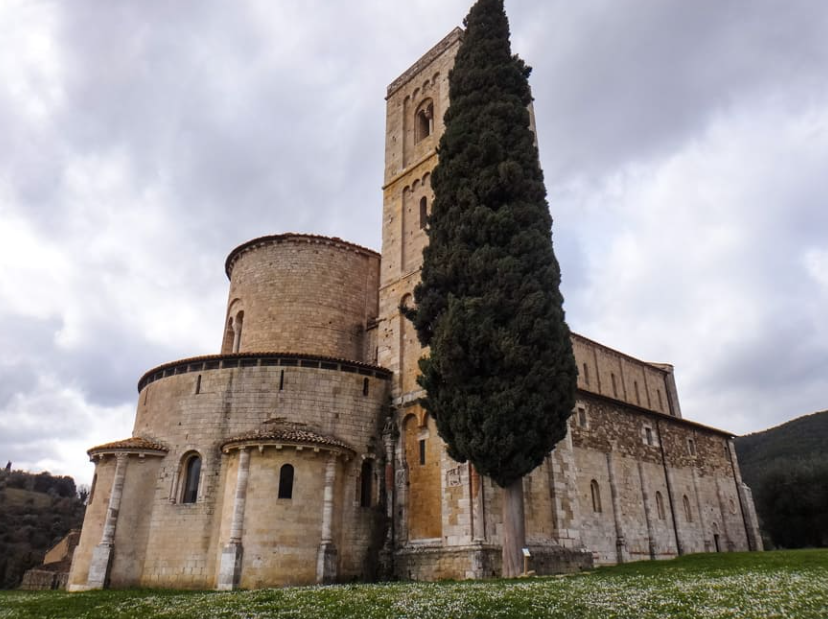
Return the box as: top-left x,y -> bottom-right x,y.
582,363 -> 590,386
683,495 -> 693,522
645,427 -> 653,446
360,460 -> 373,508
363,377 -> 369,396
590,480 -> 602,513
656,389 -> 664,411
634,381 -> 640,405
279,370 -> 285,391
656,492 -> 665,520
419,439 -> 426,466
181,455 -> 201,504
195,374 -> 202,395
278,464 -> 294,500
611,373 -> 618,398
419,197 -> 428,229
687,438 -> 696,456
232,312 -> 244,353
577,407 -> 587,428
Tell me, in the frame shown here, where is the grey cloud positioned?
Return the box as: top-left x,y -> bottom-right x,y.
516,0 -> 828,183
1,0 -> 827,482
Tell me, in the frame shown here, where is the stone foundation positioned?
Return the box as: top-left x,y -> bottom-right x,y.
394,543 -> 593,581
20,569 -> 69,591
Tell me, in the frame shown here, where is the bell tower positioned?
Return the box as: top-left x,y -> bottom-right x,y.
377,28 -> 463,401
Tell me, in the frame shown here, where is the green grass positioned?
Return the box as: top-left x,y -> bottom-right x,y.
1,550 -> 826,618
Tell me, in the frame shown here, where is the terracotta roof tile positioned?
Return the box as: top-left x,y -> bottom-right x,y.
222,428 -> 353,454
88,437 -> 168,455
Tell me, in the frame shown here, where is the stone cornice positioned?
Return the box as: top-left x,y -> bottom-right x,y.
137,352 -> 392,393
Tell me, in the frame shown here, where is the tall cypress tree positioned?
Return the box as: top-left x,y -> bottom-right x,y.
405,0 -> 577,577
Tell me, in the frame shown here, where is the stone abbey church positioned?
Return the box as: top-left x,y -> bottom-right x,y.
67,29 -> 762,591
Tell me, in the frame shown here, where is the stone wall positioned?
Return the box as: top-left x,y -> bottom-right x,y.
395,544 -> 591,581
70,359 -> 390,590
223,234 -> 380,361
572,334 -> 680,418
570,393 -> 751,565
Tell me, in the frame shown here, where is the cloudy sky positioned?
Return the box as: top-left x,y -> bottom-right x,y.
1,0 -> 826,485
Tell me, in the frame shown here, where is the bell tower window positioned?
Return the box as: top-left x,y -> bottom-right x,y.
415,99 -> 434,143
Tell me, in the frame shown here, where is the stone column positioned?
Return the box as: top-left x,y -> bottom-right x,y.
87,453 -> 128,589
469,464 -> 486,579
316,455 -> 338,584
378,424 -> 396,579
218,447 -> 250,591
551,427 -> 583,549
606,450 -> 629,564
637,461 -> 657,560
691,468 -> 710,551
714,477 -> 735,552
726,439 -> 763,552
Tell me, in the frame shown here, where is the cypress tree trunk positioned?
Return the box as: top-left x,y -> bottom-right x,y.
501,478 -> 526,578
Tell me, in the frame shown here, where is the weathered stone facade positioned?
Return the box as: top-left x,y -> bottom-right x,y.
67,29 -> 761,592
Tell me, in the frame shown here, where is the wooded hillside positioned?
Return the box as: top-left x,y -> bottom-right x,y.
0,468 -> 86,589
735,411 -> 828,549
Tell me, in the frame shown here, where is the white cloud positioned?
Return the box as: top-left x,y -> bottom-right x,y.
1,0 -> 828,485
0,374 -> 133,485
558,93 -> 828,434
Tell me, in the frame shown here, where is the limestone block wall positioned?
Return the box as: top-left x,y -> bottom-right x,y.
570,394 -> 750,565
135,363 -> 388,588
67,457 -> 115,589
67,359 -> 392,589
222,235 -> 380,361
108,457 -> 162,586
136,359 -> 390,455
217,448 -> 342,588
401,409 -> 442,541
384,28 -> 461,187
378,30 -> 462,402
67,454 -> 162,589
392,387 -> 755,578
572,334 -> 679,417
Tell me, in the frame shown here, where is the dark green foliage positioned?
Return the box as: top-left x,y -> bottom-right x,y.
752,458 -> 828,548
0,470 -> 86,589
406,0 -> 576,488
735,410 -> 828,548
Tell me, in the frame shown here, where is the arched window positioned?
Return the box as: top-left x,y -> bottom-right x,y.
415,99 -> 434,143
590,480 -> 602,513
278,464 -> 294,500
232,311 -> 244,353
656,491 -> 665,520
181,454 -> 202,504
683,495 -> 693,522
419,197 -> 428,229
360,460 -> 373,508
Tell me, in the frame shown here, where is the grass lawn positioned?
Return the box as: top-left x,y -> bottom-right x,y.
1,550 -> 826,618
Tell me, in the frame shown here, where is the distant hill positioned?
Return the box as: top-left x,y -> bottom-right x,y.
0,469 -> 86,589
734,411 -> 828,549
735,410 -> 828,489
